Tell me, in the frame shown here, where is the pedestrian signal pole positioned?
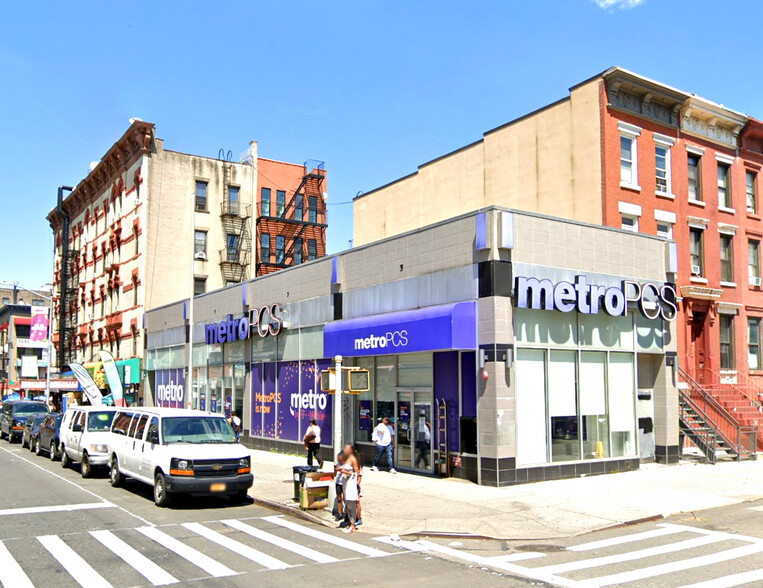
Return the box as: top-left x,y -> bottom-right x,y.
333,355 -> 343,455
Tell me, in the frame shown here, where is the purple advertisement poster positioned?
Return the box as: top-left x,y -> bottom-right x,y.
211,393 -> 217,413
277,361 -> 300,441
155,369 -> 185,408
224,395 -> 232,418
261,362 -> 278,438
299,359 -> 332,446
250,363 -> 262,436
359,400 -> 373,431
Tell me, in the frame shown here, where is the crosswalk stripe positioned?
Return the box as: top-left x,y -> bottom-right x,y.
182,523 -> 291,570
38,534 -> 112,588
262,516 -> 389,558
536,534 -> 723,574
221,519 -> 339,564
568,526 -> 687,552
486,552 -> 546,563
0,541 -> 34,588
90,530 -> 177,586
585,542 -> 763,587
136,526 -> 237,578
678,568 -> 763,588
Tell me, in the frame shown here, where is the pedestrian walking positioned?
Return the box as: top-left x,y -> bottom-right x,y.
227,411 -> 241,442
414,410 -> 431,469
340,444 -> 360,534
370,416 -> 396,473
303,419 -> 324,467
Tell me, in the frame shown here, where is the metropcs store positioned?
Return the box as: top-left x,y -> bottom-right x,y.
144,207 -> 680,486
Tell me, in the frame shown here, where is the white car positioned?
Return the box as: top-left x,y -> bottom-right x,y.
107,407 -> 253,507
59,406 -> 117,478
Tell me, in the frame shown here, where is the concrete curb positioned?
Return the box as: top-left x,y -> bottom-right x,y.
249,495 -> 335,528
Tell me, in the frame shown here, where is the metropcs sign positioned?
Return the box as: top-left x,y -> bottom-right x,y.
514,275 -> 678,321
205,304 -> 283,345
354,330 -> 409,351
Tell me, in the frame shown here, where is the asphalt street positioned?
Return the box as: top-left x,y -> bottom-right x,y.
0,440 -> 521,588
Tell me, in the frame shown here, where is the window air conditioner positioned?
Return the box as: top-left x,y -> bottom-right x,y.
194,252 -> 207,261
691,265 -> 701,276
752,276 -> 762,287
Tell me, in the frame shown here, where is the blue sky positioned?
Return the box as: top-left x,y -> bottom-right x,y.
2,0 -> 763,289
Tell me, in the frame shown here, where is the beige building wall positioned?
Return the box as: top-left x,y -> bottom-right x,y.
353,79 -> 603,245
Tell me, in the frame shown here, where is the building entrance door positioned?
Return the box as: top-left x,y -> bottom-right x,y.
691,312 -> 708,384
395,389 -> 433,473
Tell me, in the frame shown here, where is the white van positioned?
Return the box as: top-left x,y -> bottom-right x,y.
59,407 -> 117,478
107,407 -> 253,507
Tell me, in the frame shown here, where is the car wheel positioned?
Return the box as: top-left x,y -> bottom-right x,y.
153,472 -> 172,507
81,453 -> 92,478
109,457 -> 123,487
50,441 -> 59,461
60,448 -> 70,468
0,430 -> 5,441
22,436 -> 28,449
28,438 -> 36,452
35,438 -> 43,456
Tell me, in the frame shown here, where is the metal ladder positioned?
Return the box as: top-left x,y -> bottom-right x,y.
436,399 -> 449,476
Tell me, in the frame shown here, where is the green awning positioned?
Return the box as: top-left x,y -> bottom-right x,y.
115,358 -> 141,385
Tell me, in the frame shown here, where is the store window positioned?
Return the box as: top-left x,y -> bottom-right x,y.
580,351 -> 609,459
690,228 -> 704,277
749,319 -> 762,371
608,353 -> 636,457
688,154 -> 702,202
720,234 -> 734,283
398,353 -> 433,387
720,315 -> 735,370
549,351 -> 578,462
747,171 -> 757,214
718,163 -> 732,209
375,355 -> 396,422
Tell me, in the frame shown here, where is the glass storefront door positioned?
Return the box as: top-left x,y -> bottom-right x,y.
395,389 -> 433,473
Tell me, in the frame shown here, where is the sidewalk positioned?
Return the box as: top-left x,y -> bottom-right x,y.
246,449 -> 763,540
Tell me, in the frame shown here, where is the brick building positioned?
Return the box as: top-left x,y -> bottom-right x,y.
353,67 -> 763,455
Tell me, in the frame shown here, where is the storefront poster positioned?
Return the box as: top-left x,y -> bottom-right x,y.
359,400 -> 373,431
250,363 -> 262,436
299,359 -> 332,446
224,395 -> 232,418
277,361 -> 300,441
155,368 -> 185,408
211,393 -> 217,413
261,362 -> 278,438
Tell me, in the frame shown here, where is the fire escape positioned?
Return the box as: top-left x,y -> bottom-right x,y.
60,250 -> 80,368
256,160 -> 327,275
219,162 -> 252,285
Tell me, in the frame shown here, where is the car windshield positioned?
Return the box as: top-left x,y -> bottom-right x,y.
87,411 -> 115,432
15,403 -> 50,416
28,415 -> 45,425
161,416 -> 236,444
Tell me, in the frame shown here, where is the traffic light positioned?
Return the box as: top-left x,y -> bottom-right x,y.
319,368 -> 370,394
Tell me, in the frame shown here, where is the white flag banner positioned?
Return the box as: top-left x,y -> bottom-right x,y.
69,363 -> 103,406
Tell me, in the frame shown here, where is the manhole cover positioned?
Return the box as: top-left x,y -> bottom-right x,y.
515,544 -> 566,553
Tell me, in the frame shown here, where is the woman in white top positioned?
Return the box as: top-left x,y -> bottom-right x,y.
340,444 -> 360,534
303,419 -> 323,467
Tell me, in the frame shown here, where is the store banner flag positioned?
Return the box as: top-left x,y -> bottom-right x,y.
99,351 -> 125,407
69,362 -> 103,406
30,307 -> 49,342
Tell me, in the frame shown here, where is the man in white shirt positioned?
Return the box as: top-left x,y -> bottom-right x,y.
370,416 -> 396,473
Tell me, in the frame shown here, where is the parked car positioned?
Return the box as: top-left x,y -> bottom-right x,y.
0,401 -> 50,443
107,407 -> 253,507
21,414 -> 46,450
60,407 -> 116,477
34,413 -> 64,459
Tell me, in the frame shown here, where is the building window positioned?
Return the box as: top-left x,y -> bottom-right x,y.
749,318 -> 761,371
132,332 -> 138,357
32,299 -> 44,306
749,240 -> 760,285
195,181 -> 208,211
1,298 -> 8,305
620,215 -> 638,233
294,194 -> 303,221
718,163 -> 731,209
656,223 -> 673,240
720,315 -> 735,370
261,188 -> 271,217
620,136 -> 636,186
133,278 -> 138,307
227,186 -> 240,215
720,234 -> 734,283
134,226 -> 139,256
226,234 -> 239,262
261,233 -> 271,263
308,196 -> 318,223
276,190 -> 286,218
194,277 -> 206,296
688,155 -> 702,202
747,171 -> 758,214
194,230 -> 207,256
655,145 -> 671,194
275,235 -> 285,264
690,228 -> 704,277
308,239 -> 317,261
293,237 -> 303,265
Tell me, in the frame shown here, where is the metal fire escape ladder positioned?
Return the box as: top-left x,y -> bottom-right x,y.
219,163 -> 251,284
62,250 -> 80,367
436,399 -> 450,476
282,161 -> 326,264
677,366 -> 758,462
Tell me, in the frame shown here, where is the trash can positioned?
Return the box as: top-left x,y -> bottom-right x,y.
292,465 -> 318,501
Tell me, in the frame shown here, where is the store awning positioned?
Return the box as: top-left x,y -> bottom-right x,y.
324,301 -> 476,357
116,358 -> 141,385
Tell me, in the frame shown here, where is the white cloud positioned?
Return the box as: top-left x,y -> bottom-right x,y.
592,0 -> 645,9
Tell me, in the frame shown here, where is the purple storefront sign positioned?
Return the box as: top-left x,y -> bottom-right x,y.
323,302 -> 476,357
299,359 -> 332,446
155,368 -> 185,409
262,363 -> 277,438
250,363 -> 262,436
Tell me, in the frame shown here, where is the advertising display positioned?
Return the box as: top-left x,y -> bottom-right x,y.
155,368 -> 185,408
29,307 -> 49,343
70,362 -> 103,406
277,361 -> 300,441
299,359 -> 332,446
359,400 -> 373,431
99,350 -> 125,406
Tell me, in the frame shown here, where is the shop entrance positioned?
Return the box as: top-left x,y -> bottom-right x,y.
395,389 -> 433,473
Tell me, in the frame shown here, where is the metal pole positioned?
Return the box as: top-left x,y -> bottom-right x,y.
333,355 -> 343,454
55,186 -> 74,371
187,205 -> 195,409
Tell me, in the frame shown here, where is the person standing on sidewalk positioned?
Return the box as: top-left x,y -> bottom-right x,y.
370,416 -> 396,473
333,451 -> 346,521
303,419 -> 323,467
341,444 -> 360,534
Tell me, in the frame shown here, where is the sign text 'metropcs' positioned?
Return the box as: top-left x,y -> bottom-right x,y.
205,303 -> 283,345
